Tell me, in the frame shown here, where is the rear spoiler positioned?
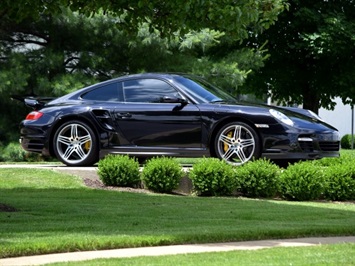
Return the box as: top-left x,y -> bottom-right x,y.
11,95 -> 56,110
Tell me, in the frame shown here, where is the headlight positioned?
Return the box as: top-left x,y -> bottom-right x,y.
269,109 -> 294,127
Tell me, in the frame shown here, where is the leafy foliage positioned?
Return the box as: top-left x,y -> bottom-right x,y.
341,134 -> 355,149
244,0 -> 355,113
323,163 -> 355,201
141,157 -> 183,193
0,142 -> 43,162
0,143 -> 26,162
1,1 -> 287,40
98,155 -> 140,187
189,158 -> 237,196
312,157 -> 341,167
279,161 -> 325,201
0,8 -> 274,144
235,159 -> 280,198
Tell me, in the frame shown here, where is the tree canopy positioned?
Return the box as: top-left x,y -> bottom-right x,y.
1,0 -> 287,40
244,0 -> 355,113
1,0 -> 354,145
0,5 -> 272,143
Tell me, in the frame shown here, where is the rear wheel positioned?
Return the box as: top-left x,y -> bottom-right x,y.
214,122 -> 260,165
53,120 -> 99,166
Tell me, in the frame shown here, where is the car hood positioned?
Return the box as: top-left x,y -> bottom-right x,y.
210,101 -> 338,131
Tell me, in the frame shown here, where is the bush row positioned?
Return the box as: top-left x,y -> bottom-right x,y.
98,155 -> 182,193
97,154 -> 355,201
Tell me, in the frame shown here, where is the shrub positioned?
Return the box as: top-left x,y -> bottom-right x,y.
0,144 -> 4,162
313,151 -> 354,167
189,157 -> 236,196
141,157 -> 183,193
235,159 -> 280,198
323,163 -> 355,201
0,142 -> 44,162
341,134 -> 355,149
1,142 -> 27,162
97,155 -> 140,187
313,157 -> 343,167
279,161 -> 325,201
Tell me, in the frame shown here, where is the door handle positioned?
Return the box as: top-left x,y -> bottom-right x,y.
116,113 -> 132,119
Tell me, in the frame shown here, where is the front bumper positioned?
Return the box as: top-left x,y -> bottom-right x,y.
261,131 -> 340,160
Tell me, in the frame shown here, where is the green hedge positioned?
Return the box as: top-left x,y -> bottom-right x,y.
341,134 -> 355,149
235,159 -> 280,198
97,155 -> 140,187
279,161 -> 325,201
323,161 -> 355,201
95,154 -> 355,202
141,157 -> 183,193
189,158 -> 236,196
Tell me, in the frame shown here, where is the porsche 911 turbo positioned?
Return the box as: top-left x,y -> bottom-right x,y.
17,73 -> 340,166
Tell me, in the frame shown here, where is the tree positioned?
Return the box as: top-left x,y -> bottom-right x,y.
0,10 -> 134,143
244,0 -> 355,113
0,10 -> 248,143
1,0 -> 287,41
0,1 -> 288,144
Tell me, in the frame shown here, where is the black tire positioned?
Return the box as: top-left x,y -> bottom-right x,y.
136,157 -> 148,165
214,122 -> 260,165
53,120 -> 99,166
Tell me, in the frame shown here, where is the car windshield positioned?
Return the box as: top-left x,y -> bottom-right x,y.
175,76 -> 237,104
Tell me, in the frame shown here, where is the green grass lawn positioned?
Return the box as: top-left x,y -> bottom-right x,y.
1,167 -> 355,259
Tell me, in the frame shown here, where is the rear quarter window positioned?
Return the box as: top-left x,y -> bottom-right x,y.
81,82 -> 123,102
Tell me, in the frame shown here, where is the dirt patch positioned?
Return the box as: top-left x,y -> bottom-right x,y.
83,177 -> 150,193
55,168 -> 192,194
0,203 -> 17,212
55,169 -> 148,193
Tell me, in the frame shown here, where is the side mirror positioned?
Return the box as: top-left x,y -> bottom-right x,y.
161,96 -> 188,111
162,96 -> 188,105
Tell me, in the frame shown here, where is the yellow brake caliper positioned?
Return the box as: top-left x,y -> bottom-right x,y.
224,130 -> 233,152
84,141 -> 91,152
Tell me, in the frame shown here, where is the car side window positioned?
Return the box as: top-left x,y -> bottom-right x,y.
123,79 -> 180,103
81,82 -> 123,102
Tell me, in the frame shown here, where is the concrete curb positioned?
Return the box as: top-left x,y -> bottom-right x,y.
1,236 -> 355,266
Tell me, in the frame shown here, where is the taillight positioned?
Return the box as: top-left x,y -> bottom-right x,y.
25,111 -> 43,120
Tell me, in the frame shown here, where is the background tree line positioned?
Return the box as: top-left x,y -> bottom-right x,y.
0,0 -> 354,147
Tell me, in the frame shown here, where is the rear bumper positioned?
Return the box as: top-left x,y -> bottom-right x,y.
19,122 -> 51,156
20,136 -> 51,156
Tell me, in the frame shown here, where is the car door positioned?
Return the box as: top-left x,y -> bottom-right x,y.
112,78 -> 203,148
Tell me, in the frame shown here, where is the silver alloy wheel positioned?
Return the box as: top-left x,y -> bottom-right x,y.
55,123 -> 93,165
216,124 -> 256,165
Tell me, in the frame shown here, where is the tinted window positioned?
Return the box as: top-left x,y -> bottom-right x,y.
81,83 -> 122,102
175,76 -> 236,104
123,79 -> 179,103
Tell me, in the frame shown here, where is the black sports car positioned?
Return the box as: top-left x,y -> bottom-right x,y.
18,73 -> 340,166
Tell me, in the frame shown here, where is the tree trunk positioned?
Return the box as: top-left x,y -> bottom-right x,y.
302,85 -> 320,114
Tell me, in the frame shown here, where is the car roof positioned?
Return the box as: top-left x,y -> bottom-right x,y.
47,73 -> 189,104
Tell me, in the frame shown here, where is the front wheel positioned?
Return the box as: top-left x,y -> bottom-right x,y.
53,120 -> 99,166
214,122 -> 260,165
